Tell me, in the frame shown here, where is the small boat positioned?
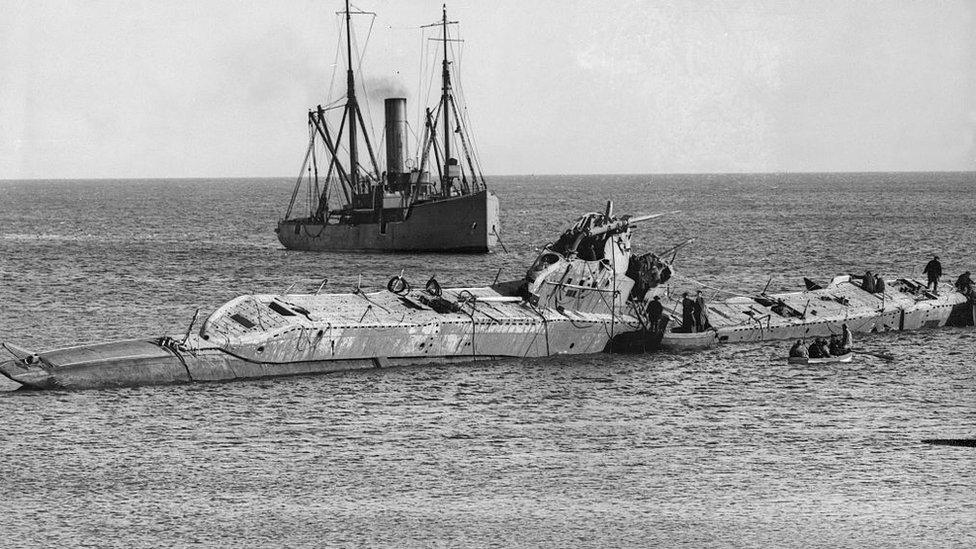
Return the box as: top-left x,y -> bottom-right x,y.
658,330 -> 717,350
787,352 -> 854,365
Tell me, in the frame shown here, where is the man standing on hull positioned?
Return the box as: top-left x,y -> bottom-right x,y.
923,255 -> 943,293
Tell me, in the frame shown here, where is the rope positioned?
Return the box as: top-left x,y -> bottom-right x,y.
610,245 -> 617,346
247,296 -> 268,330
670,273 -> 755,299
325,16 -> 343,103
354,14 -> 382,165
284,129 -> 316,220
580,257 -> 640,339
527,303 -> 551,356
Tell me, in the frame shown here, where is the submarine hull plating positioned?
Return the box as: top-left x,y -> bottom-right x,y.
0,316 -> 627,390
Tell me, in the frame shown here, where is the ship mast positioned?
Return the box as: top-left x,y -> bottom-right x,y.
419,5 -> 486,197
440,4 -> 452,196
344,0 -> 360,199
283,1 -> 382,222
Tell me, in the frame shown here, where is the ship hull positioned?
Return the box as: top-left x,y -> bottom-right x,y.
277,190 -> 499,253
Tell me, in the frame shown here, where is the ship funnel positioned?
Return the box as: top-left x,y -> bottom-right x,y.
384,97 -> 408,177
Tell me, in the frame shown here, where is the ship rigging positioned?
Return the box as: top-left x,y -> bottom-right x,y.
277,1 -> 499,253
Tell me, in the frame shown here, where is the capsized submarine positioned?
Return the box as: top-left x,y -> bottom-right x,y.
1,205 -> 679,390
660,274 -> 975,351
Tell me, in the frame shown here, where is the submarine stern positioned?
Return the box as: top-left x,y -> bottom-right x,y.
0,339 -> 192,390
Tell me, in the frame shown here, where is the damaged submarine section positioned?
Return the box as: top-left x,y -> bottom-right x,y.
0,205 -> 678,390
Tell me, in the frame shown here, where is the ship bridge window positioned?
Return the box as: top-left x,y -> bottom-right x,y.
231,314 -> 256,329
268,301 -> 296,316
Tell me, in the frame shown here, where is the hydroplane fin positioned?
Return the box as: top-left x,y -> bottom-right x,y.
1,342 -> 35,360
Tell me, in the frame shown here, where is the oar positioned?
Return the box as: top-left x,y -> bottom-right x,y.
857,348 -> 895,361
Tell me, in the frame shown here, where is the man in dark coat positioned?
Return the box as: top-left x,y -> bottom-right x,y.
693,290 -> 711,331
808,338 -> 824,358
789,339 -> 807,358
840,324 -> 853,353
828,334 -> 842,355
818,338 -> 832,357
862,270 -> 875,293
681,292 -> 696,333
809,337 -> 831,358
923,255 -> 943,292
955,271 -> 973,295
646,295 -> 664,332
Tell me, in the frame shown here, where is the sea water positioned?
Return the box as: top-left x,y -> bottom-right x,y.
1,173 -> 974,547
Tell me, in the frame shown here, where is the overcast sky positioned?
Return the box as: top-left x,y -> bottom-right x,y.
2,0 -> 974,179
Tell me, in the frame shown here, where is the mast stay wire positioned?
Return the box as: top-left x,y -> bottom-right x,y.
325,16 -> 344,104
285,126 -> 316,220
415,26 -> 427,160
416,29 -> 442,164
350,21 -> 371,177
670,273 -> 755,299
445,28 -> 467,183
453,38 -> 486,185
352,11 -> 382,177
453,29 -> 488,186
446,22 -> 460,166
422,32 -> 440,133
446,23 -> 484,185
289,12 -> 341,220
451,39 -> 481,186
307,151 -> 314,214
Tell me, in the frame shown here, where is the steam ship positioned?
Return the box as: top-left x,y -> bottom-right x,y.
276,3 -> 499,253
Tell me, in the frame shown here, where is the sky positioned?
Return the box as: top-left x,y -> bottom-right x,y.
1,0 -> 975,179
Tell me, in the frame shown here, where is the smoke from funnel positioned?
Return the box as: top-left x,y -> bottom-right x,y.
366,76 -> 409,101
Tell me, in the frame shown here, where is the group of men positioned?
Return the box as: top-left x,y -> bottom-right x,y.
643,290 -> 710,333
681,291 -> 710,332
789,324 -> 853,359
860,271 -> 886,293
865,256 -> 970,297
644,255 -> 973,337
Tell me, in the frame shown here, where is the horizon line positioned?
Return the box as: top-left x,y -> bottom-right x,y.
3,169 -> 976,182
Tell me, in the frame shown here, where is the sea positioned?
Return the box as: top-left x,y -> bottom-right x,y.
1,173 -> 974,547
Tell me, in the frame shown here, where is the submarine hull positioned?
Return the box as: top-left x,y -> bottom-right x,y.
0,314 -> 628,390
0,340 -> 192,390
661,276 -> 973,350
1,208 -> 674,391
